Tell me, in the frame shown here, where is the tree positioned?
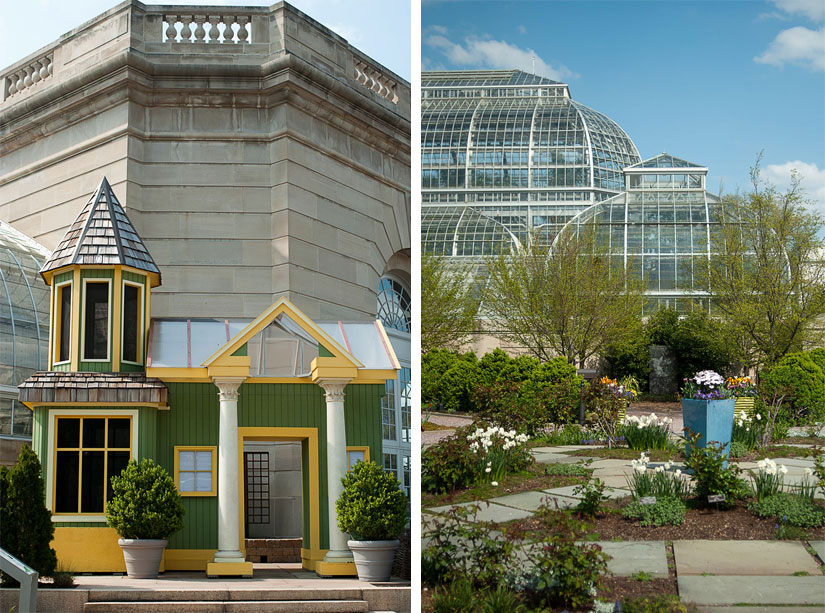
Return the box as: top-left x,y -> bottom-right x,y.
0,445 -> 57,583
702,161 -> 825,368
421,252 -> 481,353
484,226 -> 645,366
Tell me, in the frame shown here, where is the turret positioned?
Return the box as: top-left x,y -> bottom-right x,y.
39,178 -> 160,372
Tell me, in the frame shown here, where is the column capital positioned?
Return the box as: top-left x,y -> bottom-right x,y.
316,378 -> 351,403
212,377 -> 245,401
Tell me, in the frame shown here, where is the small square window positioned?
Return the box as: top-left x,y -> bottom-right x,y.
175,447 -> 217,496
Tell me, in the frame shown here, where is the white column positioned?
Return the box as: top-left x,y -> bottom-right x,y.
212,377 -> 246,564
318,378 -> 353,563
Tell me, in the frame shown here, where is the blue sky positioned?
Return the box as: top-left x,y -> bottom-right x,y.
423,0 -> 825,212
0,0 -> 410,81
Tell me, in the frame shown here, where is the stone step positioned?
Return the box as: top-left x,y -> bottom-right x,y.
84,600 -> 370,612
86,589 -> 366,602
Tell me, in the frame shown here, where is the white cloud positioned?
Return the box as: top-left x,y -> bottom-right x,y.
424,34 -> 574,81
429,25 -> 449,35
769,0 -> 825,22
754,26 -> 825,71
763,160 -> 825,214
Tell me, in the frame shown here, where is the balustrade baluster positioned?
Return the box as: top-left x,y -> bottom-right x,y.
221,16 -> 236,43
165,16 -> 178,42
193,16 -> 206,42
236,16 -> 249,43
207,16 -> 221,43
180,16 -> 193,42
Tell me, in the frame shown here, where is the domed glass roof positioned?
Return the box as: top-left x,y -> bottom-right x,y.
0,221 -> 50,438
559,154 -> 721,313
422,70 -> 641,256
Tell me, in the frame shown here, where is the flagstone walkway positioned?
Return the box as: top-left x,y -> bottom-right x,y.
423,444 -> 825,610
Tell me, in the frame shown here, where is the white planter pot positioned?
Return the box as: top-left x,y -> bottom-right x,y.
118,538 -> 168,579
347,539 -> 399,582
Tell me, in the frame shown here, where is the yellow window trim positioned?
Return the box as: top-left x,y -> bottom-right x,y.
121,280 -> 145,365
80,278 -> 112,363
346,445 -> 370,471
174,446 -> 218,497
51,413 -> 134,517
52,279 -> 72,368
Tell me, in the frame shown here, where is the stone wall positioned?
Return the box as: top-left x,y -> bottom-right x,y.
0,0 -> 410,322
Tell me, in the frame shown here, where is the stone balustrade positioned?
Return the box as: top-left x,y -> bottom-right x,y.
163,13 -> 252,44
354,58 -> 399,105
3,53 -> 53,100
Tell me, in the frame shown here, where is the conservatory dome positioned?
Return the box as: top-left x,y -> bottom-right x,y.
0,221 -> 50,439
422,70 -> 641,254
559,154 -> 721,314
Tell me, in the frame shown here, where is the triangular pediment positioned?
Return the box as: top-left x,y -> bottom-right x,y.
202,298 -> 363,370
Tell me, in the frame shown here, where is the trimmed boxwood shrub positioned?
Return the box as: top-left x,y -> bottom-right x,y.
336,460 -> 408,541
106,459 -> 185,540
761,352 -> 825,424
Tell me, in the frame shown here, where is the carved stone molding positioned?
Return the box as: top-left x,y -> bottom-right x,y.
213,377 -> 245,402
316,379 -> 350,403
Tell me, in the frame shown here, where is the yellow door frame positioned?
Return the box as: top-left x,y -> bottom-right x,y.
236,427 -> 321,571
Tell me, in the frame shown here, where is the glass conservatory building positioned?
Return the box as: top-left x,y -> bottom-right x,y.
0,221 -> 50,462
422,70 -> 724,315
422,70 -> 641,251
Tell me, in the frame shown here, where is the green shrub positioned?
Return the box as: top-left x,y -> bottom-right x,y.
544,462 -> 591,477
748,493 -> 825,528
573,478 -> 610,516
584,379 -> 626,447
761,352 -> 825,425
336,460 -> 407,541
473,378 -> 580,436
623,496 -> 686,526
0,445 -> 57,583
684,432 -> 749,507
603,324 -> 651,388
106,459 -> 185,540
431,578 -> 476,612
729,440 -> 748,458
808,347 -> 825,373
535,423 -> 594,446
422,428 -> 478,494
422,349 -> 479,413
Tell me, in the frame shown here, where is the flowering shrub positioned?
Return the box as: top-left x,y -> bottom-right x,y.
749,458 -> 788,501
599,376 -> 638,402
731,411 -> 762,451
625,453 -> 692,500
468,425 -> 531,482
725,376 -> 757,398
681,370 -> 733,400
621,413 -> 673,450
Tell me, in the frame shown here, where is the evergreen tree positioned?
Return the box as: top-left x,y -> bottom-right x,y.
0,445 -> 57,582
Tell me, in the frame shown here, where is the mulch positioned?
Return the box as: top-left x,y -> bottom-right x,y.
510,498 -> 824,541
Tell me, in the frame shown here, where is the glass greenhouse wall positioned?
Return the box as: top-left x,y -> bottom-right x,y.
0,221 -> 50,439
422,70 -> 641,249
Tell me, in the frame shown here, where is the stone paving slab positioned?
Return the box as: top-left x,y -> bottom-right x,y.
488,490 -> 562,512
809,541 -> 825,563
593,541 -> 669,577
678,576 -> 825,605
532,452 -> 578,464
427,501 -> 534,524
767,458 -> 815,468
535,494 -> 580,510
542,484 -> 631,500
674,540 -> 822,576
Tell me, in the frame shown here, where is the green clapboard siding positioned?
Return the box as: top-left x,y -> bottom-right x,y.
54,271 -> 73,284
238,383 -> 329,549
79,269 -> 115,371
52,363 -> 71,371
122,271 -> 146,284
232,343 -> 248,357
344,385 -> 383,459
138,407 -> 158,460
158,383 -> 220,550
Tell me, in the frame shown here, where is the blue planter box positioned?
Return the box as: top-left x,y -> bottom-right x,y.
682,398 -> 735,467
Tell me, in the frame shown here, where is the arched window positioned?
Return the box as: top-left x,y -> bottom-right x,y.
377,277 -> 411,333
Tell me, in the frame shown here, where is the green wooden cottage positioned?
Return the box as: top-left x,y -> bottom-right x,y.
18,178 -> 399,577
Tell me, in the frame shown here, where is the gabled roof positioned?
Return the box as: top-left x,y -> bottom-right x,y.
625,153 -> 706,170
40,177 -> 159,278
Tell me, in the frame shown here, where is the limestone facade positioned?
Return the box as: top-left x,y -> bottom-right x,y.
0,0 -> 411,322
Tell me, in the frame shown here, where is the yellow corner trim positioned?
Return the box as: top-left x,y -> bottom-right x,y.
206,561 -> 253,577
353,369 -> 400,382
315,560 -> 357,577
244,377 -> 314,384
164,549 -> 217,571
174,446 -> 218,496
207,365 -> 250,378
310,357 -> 358,382
202,297 -> 362,369
52,527 -> 127,573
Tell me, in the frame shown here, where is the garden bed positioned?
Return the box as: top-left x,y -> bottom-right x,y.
509,498 -> 825,542
422,461 -> 588,508
566,444 -> 816,461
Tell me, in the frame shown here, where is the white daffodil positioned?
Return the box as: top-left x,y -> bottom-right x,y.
779,464 -> 788,475
491,481 -> 498,486
485,467 -> 492,473
804,467 -> 814,476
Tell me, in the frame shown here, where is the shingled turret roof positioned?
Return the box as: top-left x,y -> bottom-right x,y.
40,177 -> 160,279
